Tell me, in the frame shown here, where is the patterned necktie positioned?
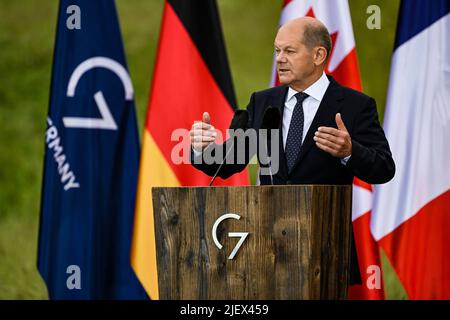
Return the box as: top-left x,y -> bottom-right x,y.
285,92 -> 309,173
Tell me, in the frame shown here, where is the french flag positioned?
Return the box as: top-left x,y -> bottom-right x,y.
373,0 -> 450,299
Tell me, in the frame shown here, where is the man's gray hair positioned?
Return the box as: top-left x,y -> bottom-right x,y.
302,23 -> 332,62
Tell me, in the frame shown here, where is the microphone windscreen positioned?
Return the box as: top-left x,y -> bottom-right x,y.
261,106 -> 280,130
229,110 -> 249,130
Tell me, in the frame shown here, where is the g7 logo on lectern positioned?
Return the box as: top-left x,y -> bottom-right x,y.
212,213 -> 249,260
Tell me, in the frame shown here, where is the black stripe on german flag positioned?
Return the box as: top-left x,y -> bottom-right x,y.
167,0 -> 237,108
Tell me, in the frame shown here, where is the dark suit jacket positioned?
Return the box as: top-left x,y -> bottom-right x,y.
191,76 -> 395,284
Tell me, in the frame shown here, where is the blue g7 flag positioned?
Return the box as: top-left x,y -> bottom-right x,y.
38,0 -> 147,299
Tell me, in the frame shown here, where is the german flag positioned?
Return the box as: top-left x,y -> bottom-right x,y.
131,0 -> 249,299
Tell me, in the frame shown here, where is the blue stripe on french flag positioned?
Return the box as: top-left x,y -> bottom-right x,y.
394,0 -> 450,49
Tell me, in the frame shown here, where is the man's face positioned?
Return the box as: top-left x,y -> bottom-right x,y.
274,27 -> 315,88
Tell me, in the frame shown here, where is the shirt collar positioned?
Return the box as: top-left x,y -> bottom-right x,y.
286,72 -> 330,104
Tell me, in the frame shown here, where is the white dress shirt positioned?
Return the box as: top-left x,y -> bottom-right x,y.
284,72 -> 349,164
282,72 -> 329,147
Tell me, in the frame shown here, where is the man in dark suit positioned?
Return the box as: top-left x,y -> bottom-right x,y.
189,17 -> 395,284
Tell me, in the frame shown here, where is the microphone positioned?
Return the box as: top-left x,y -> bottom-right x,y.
229,110 -> 249,131
209,110 -> 249,186
260,106 -> 280,185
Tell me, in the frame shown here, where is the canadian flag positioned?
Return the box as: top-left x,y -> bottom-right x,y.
271,0 -> 385,299
372,1 -> 450,299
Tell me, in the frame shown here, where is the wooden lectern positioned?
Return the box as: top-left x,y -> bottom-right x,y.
152,185 -> 352,300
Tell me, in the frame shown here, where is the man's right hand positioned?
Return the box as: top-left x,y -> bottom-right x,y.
189,112 -> 217,152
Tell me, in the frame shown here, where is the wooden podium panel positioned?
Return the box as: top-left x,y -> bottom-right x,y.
152,185 -> 352,300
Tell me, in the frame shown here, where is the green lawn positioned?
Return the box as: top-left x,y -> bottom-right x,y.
0,0 -> 406,299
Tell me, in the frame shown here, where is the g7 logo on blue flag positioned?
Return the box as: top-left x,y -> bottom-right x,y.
39,0 -> 147,300
63,56 -> 133,130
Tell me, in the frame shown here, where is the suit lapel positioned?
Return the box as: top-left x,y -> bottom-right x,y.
269,86 -> 289,181
290,76 -> 344,173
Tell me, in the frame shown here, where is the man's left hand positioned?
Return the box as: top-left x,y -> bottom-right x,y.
313,113 -> 352,158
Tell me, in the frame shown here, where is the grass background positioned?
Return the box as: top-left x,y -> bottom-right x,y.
0,0 -> 406,299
